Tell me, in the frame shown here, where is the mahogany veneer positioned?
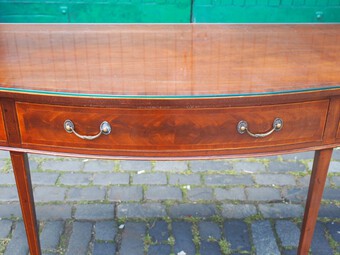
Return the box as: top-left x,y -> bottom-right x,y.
16,100 -> 329,156
0,105 -> 7,144
0,24 -> 339,255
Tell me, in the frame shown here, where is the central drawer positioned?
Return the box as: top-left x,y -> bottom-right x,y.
16,100 -> 328,154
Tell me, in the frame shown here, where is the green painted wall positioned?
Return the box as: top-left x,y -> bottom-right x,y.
193,0 -> 340,23
0,0 -> 191,23
0,0 -> 339,23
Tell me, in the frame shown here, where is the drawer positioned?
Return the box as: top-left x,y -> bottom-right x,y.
16,100 -> 328,155
337,121 -> 340,140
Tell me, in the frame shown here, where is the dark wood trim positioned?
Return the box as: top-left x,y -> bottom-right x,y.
10,151 -> 41,255
298,148 -> 333,255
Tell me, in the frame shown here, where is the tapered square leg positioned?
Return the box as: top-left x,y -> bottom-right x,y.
10,151 -> 41,255
298,149 -> 333,255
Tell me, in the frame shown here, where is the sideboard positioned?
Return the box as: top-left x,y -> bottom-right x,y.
0,23 -> 339,255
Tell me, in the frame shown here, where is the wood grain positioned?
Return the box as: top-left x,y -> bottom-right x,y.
298,148 -> 333,255
10,151 -> 41,255
0,104 -> 7,144
16,100 -> 329,156
0,24 -> 339,96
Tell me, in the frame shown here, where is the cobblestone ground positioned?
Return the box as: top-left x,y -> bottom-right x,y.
0,150 -> 339,255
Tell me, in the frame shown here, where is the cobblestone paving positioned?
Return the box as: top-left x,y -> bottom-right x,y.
0,150 -> 339,255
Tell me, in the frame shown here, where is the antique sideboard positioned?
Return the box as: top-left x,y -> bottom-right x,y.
0,24 -> 339,255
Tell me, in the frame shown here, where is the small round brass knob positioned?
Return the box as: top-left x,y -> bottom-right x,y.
65,124 -> 72,131
240,125 -> 246,131
276,123 -> 282,129
102,127 -> 108,133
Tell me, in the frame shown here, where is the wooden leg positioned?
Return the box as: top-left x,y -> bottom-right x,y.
10,151 -> 41,255
298,148 -> 333,255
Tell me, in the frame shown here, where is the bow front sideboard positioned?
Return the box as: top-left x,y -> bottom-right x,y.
0,24 -> 339,255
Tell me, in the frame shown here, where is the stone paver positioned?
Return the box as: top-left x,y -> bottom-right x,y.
83,160 -> 115,172
325,221 -> 340,242
268,161 -> 306,172
117,203 -> 166,218
92,173 -> 129,185
199,221 -> 221,240
259,204 -> 304,218
332,176 -> 340,186
224,220 -> 251,252
215,187 -> 246,201
41,160 -> 83,172
40,221 -> 64,250
34,187 -> 66,202
246,187 -> 281,201
281,151 -> 314,160
255,174 -> 296,186
311,222 -> 333,255
328,161 -> 340,173
149,220 -> 169,243
323,188 -> 340,200
59,173 -> 92,186
133,173 -> 167,185
4,221 -> 28,255
75,204 -> 114,220
252,221 -> 280,255
234,161 -> 266,173
0,173 -> 15,185
205,175 -> 253,186
221,204 -> 257,218
200,241 -> 222,255
0,154 -> 339,255
0,187 -> 18,201
66,187 -> 105,201
145,186 -> 182,201
148,244 -> 172,255
187,187 -> 213,201
93,242 -> 116,255
36,204 -> 72,220
31,172 -> 59,185
119,160 -> 152,172
0,219 -> 12,238
0,203 -> 22,218
154,161 -> 187,172
275,220 -> 300,247
190,160 -> 232,172
318,204 -> 340,218
108,186 -> 143,201
169,204 -> 217,218
120,222 -> 146,255
283,187 -> 308,203
65,221 -> 93,255
169,174 -> 201,185
172,221 -> 195,255
95,221 -> 117,241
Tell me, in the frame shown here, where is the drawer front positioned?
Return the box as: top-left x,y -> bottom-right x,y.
16,100 -> 328,154
337,121 -> 340,140
0,105 -> 7,144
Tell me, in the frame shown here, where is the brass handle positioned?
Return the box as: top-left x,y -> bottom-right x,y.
64,120 -> 111,140
237,118 -> 283,138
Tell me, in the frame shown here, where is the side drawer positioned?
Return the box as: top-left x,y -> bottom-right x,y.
16,100 -> 328,155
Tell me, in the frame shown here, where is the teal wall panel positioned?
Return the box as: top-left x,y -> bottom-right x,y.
0,0 -> 339,23
193,0 -> 340,22
0,0 -> 191,23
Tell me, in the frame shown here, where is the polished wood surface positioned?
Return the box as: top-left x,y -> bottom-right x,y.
10,151 -> 41,255
0,24 -> 340,96
298,148 -> 333,254
16,100 -> 329,157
